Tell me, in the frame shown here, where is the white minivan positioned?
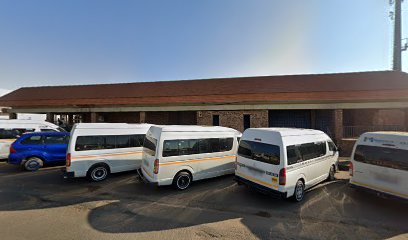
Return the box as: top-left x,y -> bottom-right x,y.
235,128 -> 339,202
64,123 -> 151,181
139,125 -> 241,190
349,132 -> 408,200
0,119 -> 63,159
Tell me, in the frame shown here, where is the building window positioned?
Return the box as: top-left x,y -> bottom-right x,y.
212,115 -> 220,126
243,114 -> 251,130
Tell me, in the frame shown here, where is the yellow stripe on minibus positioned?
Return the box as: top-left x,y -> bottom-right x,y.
72,151 -> 143,160
350,180 -> 408,198
159,155 -> 236,166
0,139 -> 16,143
236,172 -> 279,190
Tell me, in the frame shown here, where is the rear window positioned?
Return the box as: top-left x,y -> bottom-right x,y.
354,145 -> 408,171
143,135 -> 157,156
238,140 -> 280,165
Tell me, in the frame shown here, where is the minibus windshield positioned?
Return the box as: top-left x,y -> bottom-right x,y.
238,140 -> 280,165
354,145 -> 408,171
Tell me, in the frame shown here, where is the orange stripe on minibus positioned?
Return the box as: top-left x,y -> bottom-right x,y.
159,155 -> 236,166
71,151 -> 143,160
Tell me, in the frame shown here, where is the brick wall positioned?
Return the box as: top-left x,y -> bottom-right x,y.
197,110 -> 268,132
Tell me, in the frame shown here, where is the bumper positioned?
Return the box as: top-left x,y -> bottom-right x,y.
234,175 -> 287,199
350,181 -> 408,201
61,169 -> 75,179
137,168 -> 158,186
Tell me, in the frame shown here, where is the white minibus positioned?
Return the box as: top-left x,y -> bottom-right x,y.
349,132 -> 408,200
0,119 -> 63,159
64,123 -> 151,181
235,128 -> 339,202
139,125 -> 241,190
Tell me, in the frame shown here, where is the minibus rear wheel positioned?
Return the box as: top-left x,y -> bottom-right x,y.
87,164 -> 110,182
173,171 -> 192,190
292,179 -> 305,202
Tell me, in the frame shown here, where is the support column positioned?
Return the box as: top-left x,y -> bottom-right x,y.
310,110 -> 316,129
333,109 -> 343,143
140,111 -> 146,123
9,112 -> 17,119
46,113 -> 54,123
90,112 -> 98,123
405,109 -> 408,131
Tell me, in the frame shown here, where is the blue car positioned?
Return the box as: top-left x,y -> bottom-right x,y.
8,132 -> 70,171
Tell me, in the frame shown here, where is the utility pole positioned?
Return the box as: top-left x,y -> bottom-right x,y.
391,0 -> 405,71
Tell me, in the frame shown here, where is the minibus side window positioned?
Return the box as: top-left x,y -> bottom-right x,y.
75,136 -> 104,151
354,145 -> 408,171
0,129 -> 20,139
209,138 -> 220,152
220,138 -> 233,151
105,136 -> 116,149
163,139 -> 200,157
299,142 -> 327,160
199,139 -> 211,153
163,140 -> 179,157
129,134 -> 145,148
287,145 -> 303,165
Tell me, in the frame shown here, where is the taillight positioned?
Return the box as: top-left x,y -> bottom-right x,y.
153,159 -> 159,174
279,168 -> 286,186
66,153 -> 71,167
9,145 -> 17,154
349,162 -> 353,176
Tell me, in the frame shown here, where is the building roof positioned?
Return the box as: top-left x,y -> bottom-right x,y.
152,125 -> 241,133
74,123 -> 152,130
1,71 -> 408,108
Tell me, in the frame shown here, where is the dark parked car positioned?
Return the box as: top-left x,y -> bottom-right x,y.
8,132 -> 70,171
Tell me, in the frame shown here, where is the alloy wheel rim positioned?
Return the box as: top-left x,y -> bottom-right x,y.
177,175 -> 190,189
92,167 -> 107,181
296,183 -> 304,201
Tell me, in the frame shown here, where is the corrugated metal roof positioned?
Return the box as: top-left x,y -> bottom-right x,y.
1,71 -> 408,107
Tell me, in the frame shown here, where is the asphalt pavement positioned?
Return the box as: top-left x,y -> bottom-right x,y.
0,162 -> 407,240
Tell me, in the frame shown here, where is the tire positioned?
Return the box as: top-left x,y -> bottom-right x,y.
328,165 -> 336,181
87,164 -> 110,182
292,180 -> 305,202
24,157 -> 43,171
173,171 -> 192,190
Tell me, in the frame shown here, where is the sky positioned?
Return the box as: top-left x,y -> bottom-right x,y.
0,0 -> 407,91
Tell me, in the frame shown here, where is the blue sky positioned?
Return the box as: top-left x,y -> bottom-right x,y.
0,0 -> 406,91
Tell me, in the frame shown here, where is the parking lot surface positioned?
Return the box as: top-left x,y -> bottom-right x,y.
0,162 -> 407,240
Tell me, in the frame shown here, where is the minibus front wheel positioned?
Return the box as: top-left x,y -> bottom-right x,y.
87,164 -> 110,182
173,171 -> 192,190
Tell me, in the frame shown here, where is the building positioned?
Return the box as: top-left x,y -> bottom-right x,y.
1,70 -> 408,156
